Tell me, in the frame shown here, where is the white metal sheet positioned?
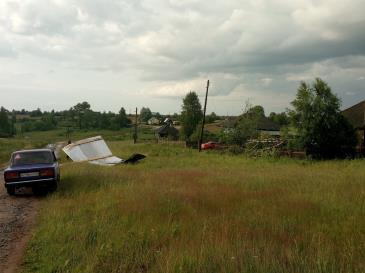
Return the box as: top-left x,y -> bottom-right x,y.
89,156 -> 124,166
62,136 -> 123,165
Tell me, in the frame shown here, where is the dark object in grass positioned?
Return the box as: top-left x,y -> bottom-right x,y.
123,153 -> 146,164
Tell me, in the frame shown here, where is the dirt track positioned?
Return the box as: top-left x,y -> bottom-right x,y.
0,143 -> 64,272
0,171 -> 40,273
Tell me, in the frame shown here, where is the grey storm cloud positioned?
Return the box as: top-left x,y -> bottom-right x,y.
0,0 -> 364,114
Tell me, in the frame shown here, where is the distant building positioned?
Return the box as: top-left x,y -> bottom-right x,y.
147,117 -> 160,125
257,117 -> 281,136
222,116 -> 281,136
155,124 -> 179,140
342,100 -> 365,155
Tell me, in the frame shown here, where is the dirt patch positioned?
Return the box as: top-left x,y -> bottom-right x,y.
0,174 -> 40,273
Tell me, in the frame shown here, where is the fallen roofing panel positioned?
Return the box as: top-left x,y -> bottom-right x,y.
63,136 -> 124,166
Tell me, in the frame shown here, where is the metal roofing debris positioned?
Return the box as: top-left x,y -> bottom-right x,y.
62,136 -> 145,166
123,153 -> 146,164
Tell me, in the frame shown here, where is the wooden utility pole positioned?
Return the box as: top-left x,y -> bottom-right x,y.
199,80 -> 210,152
362,128 -> 365,157
133,107 -> 138,144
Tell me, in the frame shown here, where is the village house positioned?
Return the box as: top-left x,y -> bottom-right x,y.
147,117 -> 160,125
222,116 -> 281,136
154,118 -> 179,140
154,123 -> 179,140
256,117 -> 281,136
342,100 -> 365,155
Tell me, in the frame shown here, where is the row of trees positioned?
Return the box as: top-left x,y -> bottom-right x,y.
179,78 -> 357,159
0,102 -> 132,134
68,102 -> 131,130
2,78 -> 357,159
1,100 -> 212,137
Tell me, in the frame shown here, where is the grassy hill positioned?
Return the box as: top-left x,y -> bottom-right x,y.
21,141 -> 365,273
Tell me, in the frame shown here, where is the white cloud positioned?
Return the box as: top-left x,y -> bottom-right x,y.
260,78 -> 273,86
0,0 -> 364,114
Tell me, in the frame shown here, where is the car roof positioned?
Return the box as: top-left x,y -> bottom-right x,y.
12,149 -> 54,155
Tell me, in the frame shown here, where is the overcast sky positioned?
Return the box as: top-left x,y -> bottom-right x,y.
0,0 -> 364,115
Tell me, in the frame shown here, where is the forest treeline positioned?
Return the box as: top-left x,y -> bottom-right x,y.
0,102 -> 132,137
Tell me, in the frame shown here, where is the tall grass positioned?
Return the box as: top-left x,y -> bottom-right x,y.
22,142 -> 365,272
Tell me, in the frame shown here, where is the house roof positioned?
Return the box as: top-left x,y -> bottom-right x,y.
342,100 -> 365,129
257,117 -> 281,131
155,124 -> 178,135
225,116 -> 281,131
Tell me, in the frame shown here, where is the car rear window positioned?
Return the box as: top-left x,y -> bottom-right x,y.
11,151 -> 54,166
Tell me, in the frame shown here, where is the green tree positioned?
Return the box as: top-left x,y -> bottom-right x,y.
100,112 -> 111,129
154,112 -> 162,120
247,105 -> 265,118
290,78 -> 356,159
117,107 -> 130,128
72,102 -> 92,129
11,110 -> 16,136
30,108 -> 42,117
181,91 -> 203,140
224,103 -> 261,146
269,112 -> 290,126
0,107 -> 11,137
206,112 -> 219,123
139,107 -> 152,123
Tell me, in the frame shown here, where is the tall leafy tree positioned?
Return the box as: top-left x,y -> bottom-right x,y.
99,112 -> 111,129
290,78 -> 356,158
139,107 -> 152,122
224,103 -> 262,146
206,112 -> 219,123
30,108 -> 42,117
72,101 -> 92,129
117,107 -> 130,128
181,91 -> 203,140
11,110 -> 16,135
0,107 -> 12,137
246,105 -> 265,118
269,112 -> 290,126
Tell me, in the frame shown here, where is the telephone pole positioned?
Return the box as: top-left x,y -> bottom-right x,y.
199,80 -> 210,152
133,107 -> 138,144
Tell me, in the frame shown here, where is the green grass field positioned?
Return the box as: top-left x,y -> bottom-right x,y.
20,141 -> 364,273
0,127 -> 155,167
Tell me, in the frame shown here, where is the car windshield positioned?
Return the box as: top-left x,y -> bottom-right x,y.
11,151 -> 54,166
